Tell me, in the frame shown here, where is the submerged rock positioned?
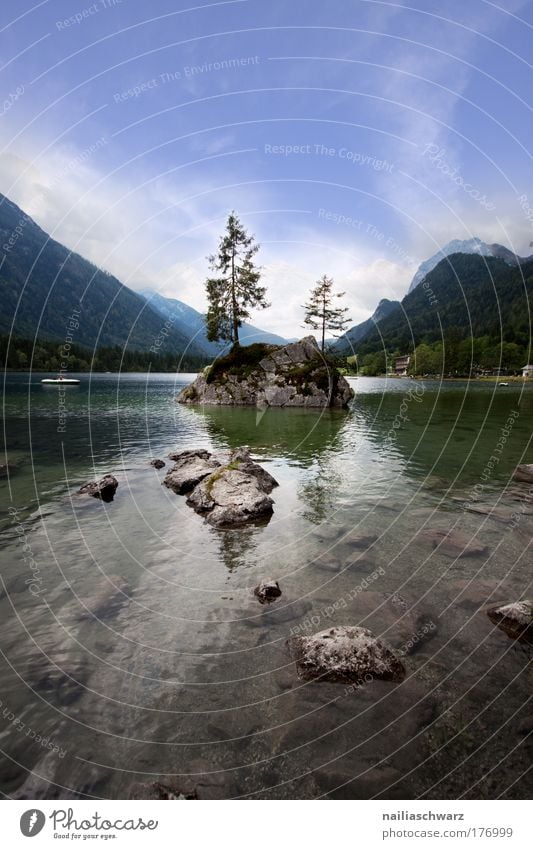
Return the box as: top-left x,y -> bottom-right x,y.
487,600 -> 533,644
150,459 -> 166,469
0,459 -> 20,479
78,474 -> 118,502
177,336 -> 354,409
186,448 -> 278,528
74,574 -> 131,622
29,652 -> 88,706
418,528 -> 487,558
254,579 -> 282,604
287,625 -> 406,684
513,464 -> 533,483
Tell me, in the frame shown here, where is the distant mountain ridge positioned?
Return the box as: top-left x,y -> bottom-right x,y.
140,288 -> 288,355
0,193 -> 205,357
348,252 -> 533,357
407,237 -> 527,293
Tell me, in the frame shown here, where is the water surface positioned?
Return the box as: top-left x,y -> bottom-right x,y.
1,373 -> 532,799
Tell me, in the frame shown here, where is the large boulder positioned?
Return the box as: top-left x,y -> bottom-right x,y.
487,600 -> 533,644
177,336 -> 354,408
165,447 -> 279,528
187,450 -> 278,528
287,625 -> 406,684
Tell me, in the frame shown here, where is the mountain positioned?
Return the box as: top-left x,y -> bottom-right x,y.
332,298 -> 400,353
407,237 -> 526,293
353,253 -> 533,356
139,288 -> 288,355
0,193 -> 205,357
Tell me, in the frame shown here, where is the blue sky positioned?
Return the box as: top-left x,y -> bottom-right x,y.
1,0 -> 533,334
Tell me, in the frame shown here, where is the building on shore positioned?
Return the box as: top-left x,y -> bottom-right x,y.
394,355 -> 411,376
522,364 -> 533,378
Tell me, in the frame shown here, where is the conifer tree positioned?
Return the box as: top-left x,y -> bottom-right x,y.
205,212 -> 268,346
303,275 -> 351,352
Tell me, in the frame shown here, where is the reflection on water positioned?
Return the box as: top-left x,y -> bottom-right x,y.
1,373 -> 533,799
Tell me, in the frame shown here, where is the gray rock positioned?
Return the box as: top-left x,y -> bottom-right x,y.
487,600 -> 533,644
254,580 -> 282,604
164,449 -> 221,494
78,474 -> 118,502
177,336 -> 354,409
187,466 -> 274,527
287,625 -> 406,684
187,448 -> 277,527
166,447 -> 278,527
150,459 -> 166,469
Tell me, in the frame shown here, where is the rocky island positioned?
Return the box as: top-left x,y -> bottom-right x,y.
177,336 -> 354,408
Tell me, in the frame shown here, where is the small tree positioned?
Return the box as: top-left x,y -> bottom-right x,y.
205,212 -> 268,347
303,275 -> 351,352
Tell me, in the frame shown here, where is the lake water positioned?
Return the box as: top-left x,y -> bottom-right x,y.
1,372 -> 532,799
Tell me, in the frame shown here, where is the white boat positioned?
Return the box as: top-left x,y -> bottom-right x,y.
41,377 -> 80,385
498,381 -> 509,387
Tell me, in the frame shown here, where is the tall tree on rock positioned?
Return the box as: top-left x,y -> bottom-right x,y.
205,212 -> 269,347
303,275 -> 351,352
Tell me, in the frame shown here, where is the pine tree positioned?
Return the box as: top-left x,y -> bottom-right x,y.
205,212 -> 268,346
303,275 -> 351,352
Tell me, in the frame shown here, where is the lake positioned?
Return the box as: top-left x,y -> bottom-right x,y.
1,372 -> 532,799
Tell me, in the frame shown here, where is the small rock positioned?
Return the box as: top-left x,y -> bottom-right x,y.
254,579 -> 282,604
78,475 -> 118,502
518,716 -> 533,736
287,625 -> 406,684
348,533 -> 378,549
130,781 -> 198,800
150,459 -> 165,469
513,464 -> 533,483
487,600 -> 533,644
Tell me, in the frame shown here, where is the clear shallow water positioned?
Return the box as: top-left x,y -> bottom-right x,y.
1,372 -> 533,799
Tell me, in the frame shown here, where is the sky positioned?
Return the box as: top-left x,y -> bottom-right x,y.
1,0 -> 533,336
